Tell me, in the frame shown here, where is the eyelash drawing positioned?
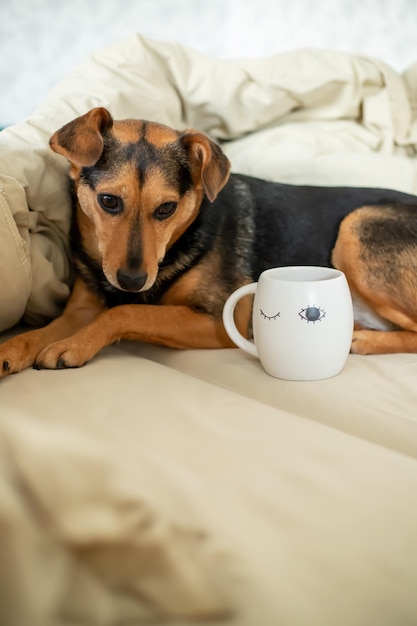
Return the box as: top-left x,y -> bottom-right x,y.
299,305 -> 326,323
260,309 -> 280,320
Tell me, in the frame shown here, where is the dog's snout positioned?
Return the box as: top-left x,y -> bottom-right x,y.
116,269 -> 148,292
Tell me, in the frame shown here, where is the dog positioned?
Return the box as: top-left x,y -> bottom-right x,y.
1,106 -> 417,377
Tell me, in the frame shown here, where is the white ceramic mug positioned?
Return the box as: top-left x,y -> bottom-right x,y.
223,266 -> 353,381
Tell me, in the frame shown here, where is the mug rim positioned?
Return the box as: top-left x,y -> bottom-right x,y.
261,265 -> 344,283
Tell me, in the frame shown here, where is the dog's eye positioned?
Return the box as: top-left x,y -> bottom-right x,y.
97,194 -> 123,215
154,202 -> 178,221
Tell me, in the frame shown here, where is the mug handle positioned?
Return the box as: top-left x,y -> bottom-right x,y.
222,283 -> 258,357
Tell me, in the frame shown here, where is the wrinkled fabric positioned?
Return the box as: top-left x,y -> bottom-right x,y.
1,345 -> 417,626
0,408 -> 233,626
0,34 -> 417,331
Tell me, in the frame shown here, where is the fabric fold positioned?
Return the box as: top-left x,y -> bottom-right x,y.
0,411 -> 233,626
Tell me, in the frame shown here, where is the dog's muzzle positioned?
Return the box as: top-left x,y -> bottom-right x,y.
116,269 -> 148,292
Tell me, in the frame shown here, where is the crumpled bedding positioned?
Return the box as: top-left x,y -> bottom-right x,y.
1,34 -> 417,626
1,342 -> 417,626
0,409 -> 232,626
0,33 -> 416,332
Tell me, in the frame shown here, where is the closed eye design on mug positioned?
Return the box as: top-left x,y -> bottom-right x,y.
260,306 -> 327,322
260,309 -> 281,320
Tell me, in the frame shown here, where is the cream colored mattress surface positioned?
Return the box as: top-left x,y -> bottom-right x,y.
1,339 -> 417,625
1,34 -> 417,626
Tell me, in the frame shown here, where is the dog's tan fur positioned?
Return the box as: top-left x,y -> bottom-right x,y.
333,206 -> 417,354
1,107 -> 417,377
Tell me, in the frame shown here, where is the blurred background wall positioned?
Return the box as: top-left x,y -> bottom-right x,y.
1,0 -> 416,126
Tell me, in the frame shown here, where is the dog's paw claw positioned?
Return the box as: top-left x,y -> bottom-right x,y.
33,355 -> 70,370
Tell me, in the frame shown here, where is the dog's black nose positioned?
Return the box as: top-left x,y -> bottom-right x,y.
116,269 -> 148,292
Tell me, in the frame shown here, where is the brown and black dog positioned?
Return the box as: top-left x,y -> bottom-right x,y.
1,106 -> 417,377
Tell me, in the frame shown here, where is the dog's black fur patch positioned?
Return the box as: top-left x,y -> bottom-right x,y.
80,134 -> 194,197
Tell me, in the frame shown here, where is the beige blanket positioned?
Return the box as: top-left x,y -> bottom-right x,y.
1,34 -> 417,626
0,408 -> 232,625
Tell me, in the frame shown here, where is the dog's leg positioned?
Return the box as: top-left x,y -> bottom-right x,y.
34,304 -> 235,369
352,329 -> 417,354
333,206 -> 417,355
351,302 -> 417,354
350,284 -> 417,354
0,279 -> 104,377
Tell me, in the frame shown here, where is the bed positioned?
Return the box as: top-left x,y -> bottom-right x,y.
1,34 -> 417,626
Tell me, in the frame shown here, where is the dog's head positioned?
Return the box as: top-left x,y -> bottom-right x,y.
50,107 -> 231,292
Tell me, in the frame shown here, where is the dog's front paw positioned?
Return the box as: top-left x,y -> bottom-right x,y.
0,334 -> 40,378
34,338 -> 96,370
351,329 -> 375,355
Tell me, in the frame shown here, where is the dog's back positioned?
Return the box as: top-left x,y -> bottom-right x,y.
202,173 -> 417,282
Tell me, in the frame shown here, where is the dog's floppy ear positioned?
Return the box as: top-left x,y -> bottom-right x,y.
181,131 -> 231,202
49,107 -> 114,169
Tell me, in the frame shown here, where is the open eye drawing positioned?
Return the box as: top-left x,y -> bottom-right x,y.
260,309 -> 280,321
299,305 -> 326,323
